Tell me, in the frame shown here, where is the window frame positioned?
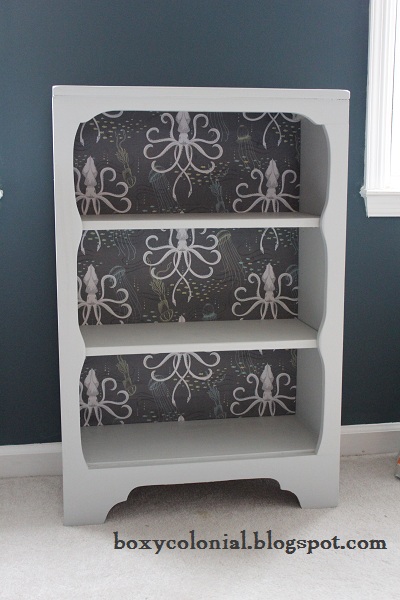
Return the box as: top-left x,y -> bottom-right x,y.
361,0 -> 400,217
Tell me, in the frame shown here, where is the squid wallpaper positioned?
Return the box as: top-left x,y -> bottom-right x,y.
75,111 -> 301,426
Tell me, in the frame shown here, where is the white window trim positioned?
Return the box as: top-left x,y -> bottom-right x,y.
361,0 -> 400,216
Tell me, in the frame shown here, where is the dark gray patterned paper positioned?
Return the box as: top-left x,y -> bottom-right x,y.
80,349 -> 297,426
75,110 -> 301,425
77,228 -> 299,325
74,111 -> 300,214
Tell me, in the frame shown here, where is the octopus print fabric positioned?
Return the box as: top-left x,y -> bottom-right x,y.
77,228 -> 299,325
80,350 -> 297,426
74,111 -> 300,215
75,110 -> 301,425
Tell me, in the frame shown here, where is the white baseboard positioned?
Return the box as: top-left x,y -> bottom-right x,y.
0,442 -> 62,478
0,424 -> 399,478
340,422 -> 400,456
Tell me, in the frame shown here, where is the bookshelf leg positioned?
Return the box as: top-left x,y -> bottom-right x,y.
296,481 -> 339,508
295,480 -> 338,509
63,496 -> 112,526
62,478 -> 134,526
278,459 -> 340,509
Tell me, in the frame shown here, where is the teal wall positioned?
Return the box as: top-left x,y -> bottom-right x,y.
1,0 -> 397,446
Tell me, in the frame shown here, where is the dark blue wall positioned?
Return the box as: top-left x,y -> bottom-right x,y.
1,0 -> 396,446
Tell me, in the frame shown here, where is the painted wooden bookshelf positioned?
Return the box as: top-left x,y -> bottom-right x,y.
52,86 -> 349,525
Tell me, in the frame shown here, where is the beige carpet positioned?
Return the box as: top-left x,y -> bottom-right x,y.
0,454 -> 399,599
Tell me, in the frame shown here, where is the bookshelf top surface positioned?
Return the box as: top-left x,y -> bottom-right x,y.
53,85 -> 350,100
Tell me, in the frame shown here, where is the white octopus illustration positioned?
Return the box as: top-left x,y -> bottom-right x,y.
143,112 -> 223,200
230,363 -> 295,417
78,264 -> 132,325
232,263 -> 298,319
79,368 -> 132,426
143,228 -> 221,306
242,112 -> 300,148
143,351 -> 220,407
74,156 -> 131,214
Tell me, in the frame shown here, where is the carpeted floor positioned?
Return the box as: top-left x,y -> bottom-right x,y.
0,454 -> 399,599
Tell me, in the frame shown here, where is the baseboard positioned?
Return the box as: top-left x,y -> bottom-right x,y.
0,424 -> 399,478
0,442 -> 62,478
340,423 -> 400,456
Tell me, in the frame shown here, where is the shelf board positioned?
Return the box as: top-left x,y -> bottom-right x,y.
81,212 -> 320,231
81,318 -> 318,356
81,415 -> 318,469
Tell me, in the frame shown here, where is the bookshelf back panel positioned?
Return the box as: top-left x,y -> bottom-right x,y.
74,111 -> 300,215
77,227 -> 299,325
80,348 -> 297,426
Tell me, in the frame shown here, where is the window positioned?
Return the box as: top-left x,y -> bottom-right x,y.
361,0 -> 400,216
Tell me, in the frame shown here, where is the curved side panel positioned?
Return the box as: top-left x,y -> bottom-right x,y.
297,121 -> 330,445
317,113 -> 349,455
297,105 -> 349,456
53,96 -> 88,480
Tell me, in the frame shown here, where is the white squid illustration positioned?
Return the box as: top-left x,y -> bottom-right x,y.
232,263 -> 298,319
233,160 -> 299,214
143,112 -> 223,200
77,264 -> 132,325
79,368 -> 132,426
74,156 -> 131,214
230,363 -> 295,417
233,159 -> 299,252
